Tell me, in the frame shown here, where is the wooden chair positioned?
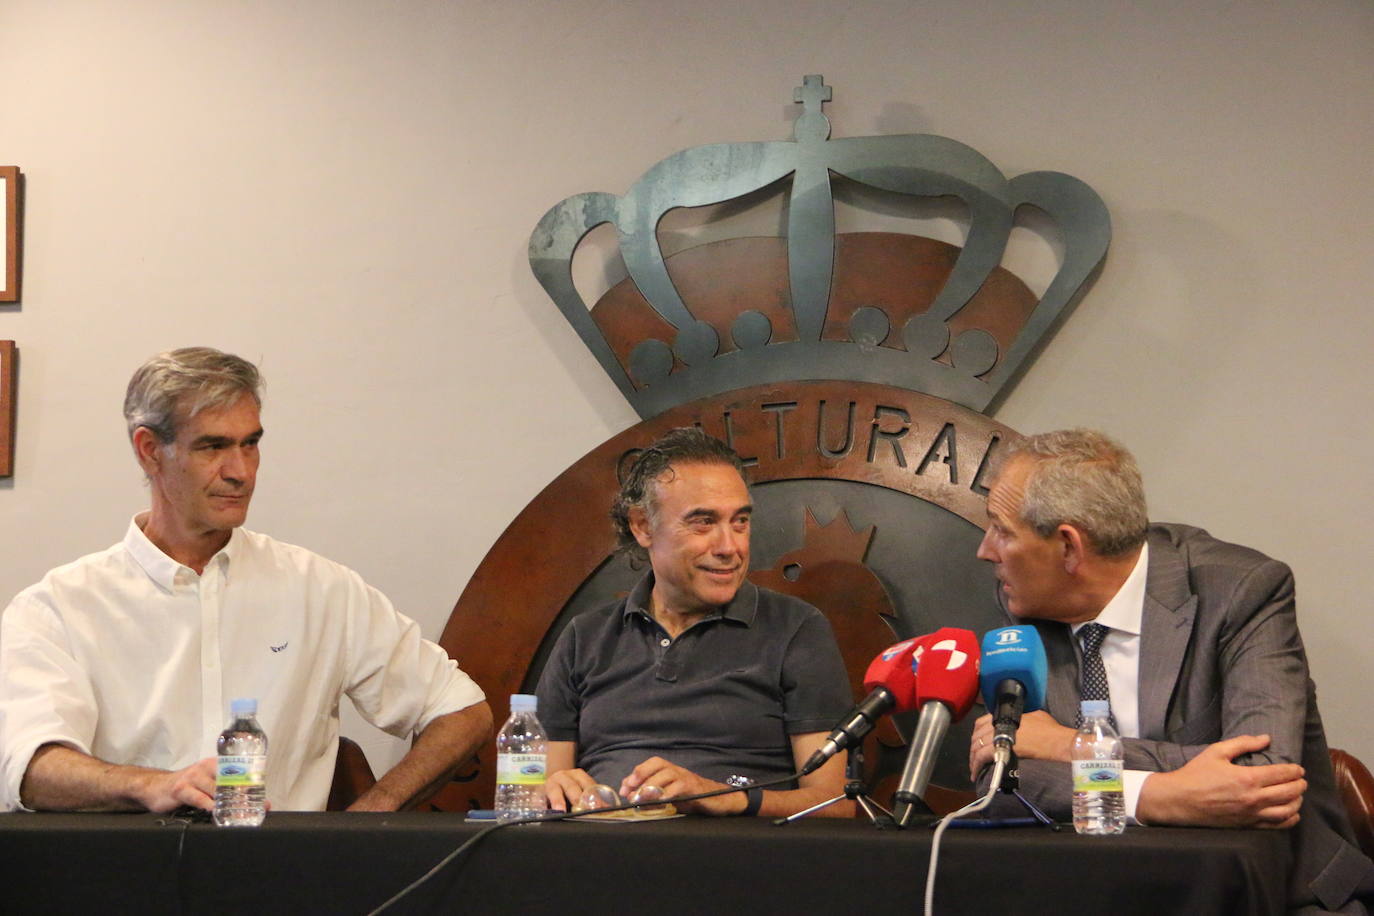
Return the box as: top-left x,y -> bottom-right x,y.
1329,747 -> 1374,859
326,736 -> 377,811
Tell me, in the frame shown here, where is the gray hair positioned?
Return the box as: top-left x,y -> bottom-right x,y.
124,347 -> 263,444
1004,428 -> 1148,557
610,427 -> 746,564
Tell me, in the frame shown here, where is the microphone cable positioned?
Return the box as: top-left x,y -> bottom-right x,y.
367,770 -> 804,915
922,755 -> 1006,916
156,805 -> 216,915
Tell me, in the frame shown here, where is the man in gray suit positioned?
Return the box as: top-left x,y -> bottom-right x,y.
966,429 -> 1373,914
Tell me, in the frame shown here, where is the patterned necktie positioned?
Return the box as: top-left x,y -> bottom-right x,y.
1077,622 -> 1118,729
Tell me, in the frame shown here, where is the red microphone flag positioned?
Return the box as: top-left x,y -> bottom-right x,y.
912,627 -> 981,721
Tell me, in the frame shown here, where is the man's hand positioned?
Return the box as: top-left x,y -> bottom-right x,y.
544,767 -> 598,812
968,710 -> 1077,779
136,757 -> 218,813
1136,734 -> 1306,829
618,757 -> 744,816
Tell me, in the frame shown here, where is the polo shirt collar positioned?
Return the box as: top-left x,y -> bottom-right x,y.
124,512 -> 241,591
623,573 -> 759,626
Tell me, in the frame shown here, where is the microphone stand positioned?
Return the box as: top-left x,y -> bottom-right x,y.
992,747 -> 1057,828
776,747 -> 897,828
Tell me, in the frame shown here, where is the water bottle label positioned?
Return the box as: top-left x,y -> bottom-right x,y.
1071,759 -> 1123,793
217,754 -> 267,787
496,752 -> 547,785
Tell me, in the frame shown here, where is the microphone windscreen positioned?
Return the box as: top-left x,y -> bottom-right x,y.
979,626 -> 1048,712
913,627 -> 981,720
862,636 -> 931,713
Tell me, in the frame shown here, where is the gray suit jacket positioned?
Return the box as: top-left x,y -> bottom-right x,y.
986,524 -> 1374,913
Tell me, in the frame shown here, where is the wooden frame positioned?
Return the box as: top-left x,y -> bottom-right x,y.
0,340 -> 14,476
1,166 -> 19,302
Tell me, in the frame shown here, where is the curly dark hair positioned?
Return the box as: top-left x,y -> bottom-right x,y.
610,427 -> 746,564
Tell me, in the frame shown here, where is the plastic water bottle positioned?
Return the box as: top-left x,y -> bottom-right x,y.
1071,699 -> 1125,835
495,694 -> 548,823
214,697 -> 268,827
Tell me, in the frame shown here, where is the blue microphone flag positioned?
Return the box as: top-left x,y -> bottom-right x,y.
979,626 -> 1047,712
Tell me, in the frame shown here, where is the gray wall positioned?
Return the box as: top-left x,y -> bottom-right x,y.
1,0 -> 1370,772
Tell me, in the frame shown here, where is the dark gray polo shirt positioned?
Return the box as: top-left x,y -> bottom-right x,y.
534,574 -> 852,788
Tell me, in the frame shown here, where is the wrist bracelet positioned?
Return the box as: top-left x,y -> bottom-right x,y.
740,786 -> 763,817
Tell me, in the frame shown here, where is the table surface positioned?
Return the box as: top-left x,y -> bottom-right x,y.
0,810 -> 1291,915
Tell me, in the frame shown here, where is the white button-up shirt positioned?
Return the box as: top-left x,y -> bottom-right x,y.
1070,542 -> 1148,740
1071,542 -> 1149,818
0,517 -> 485,811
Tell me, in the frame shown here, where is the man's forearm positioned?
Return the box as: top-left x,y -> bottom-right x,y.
768,733 -> 852,818
349,702 -> 494,812
21,744 -> 215,813
23,744 -> 152,811
754,781 -> 854,818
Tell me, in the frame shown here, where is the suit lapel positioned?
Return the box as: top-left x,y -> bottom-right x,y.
1137,530 -> 1198,739
1033,619 -> 1082,723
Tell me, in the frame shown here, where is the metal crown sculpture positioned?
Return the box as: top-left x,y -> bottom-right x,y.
529,75 -> 1111,418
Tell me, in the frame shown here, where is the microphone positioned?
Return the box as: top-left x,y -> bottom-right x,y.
800,636 -> 929,776
891,628 -> 981,827
978,626 -> 1048,764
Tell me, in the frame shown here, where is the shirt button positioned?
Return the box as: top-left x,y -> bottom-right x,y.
659,638 -> 670,647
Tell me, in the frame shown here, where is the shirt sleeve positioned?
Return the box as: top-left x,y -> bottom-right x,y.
1123,769 -> 1150,823
0,593 -> 99,811
534,621 -> 582,743
779,609 -> 853,735
340,573 -> 485,739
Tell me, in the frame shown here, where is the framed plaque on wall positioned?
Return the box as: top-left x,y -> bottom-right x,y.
0,340 -> 14,476
1,166 -> 19,302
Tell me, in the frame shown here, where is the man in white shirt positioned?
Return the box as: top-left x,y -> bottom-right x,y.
966,428 -> 1373,914
0,347 -> 492,813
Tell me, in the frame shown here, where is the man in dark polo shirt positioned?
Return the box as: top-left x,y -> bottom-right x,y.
536,428 -> 854,817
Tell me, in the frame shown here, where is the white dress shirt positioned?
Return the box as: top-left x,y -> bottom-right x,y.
0,516 -> 485,812
1071,541 -> 1149,818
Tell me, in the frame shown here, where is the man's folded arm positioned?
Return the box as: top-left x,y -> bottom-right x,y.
20,743 -> 217,813
975,735 -> 1307,828
347,702 -> 493,812
1,598 -> 147,812
1121,736 -> 1214,772
338,575 -> 494,812
1134,734 -> 1306,829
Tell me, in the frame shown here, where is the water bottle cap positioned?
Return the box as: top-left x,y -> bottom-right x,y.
1080,699 -> 1110,718
509,693 -> 538,711
231,698 -> 258,716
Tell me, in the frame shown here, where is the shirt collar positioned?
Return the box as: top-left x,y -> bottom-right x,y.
1073,541 -> 1149,637
124,512 -> 240,590
622,572 -> 758,627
